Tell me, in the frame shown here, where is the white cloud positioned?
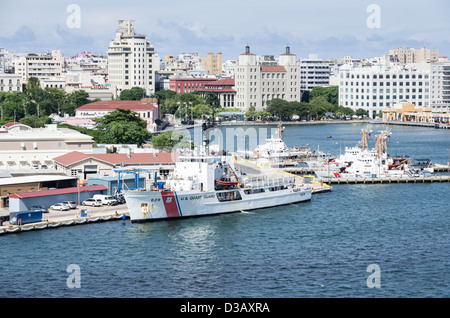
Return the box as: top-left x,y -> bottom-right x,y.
0,0 -> 448,59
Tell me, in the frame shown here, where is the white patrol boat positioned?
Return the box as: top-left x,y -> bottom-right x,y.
124,151 -> 312,222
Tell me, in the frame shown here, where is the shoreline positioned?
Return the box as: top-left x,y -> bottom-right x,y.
168,119 -> 449,129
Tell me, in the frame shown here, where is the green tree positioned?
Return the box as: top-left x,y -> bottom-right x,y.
245,106 -> 257,121
152,130 -> 192,151
266,98 -> 294,120
355,108 -> 369,117
68,90 -> 91,108
163,92 -> 208,115
20,115 -> 52,128
308,96 -> 334,120
309,86 -> 339,105
119,87 -> 146,100
93,108 -> 151,146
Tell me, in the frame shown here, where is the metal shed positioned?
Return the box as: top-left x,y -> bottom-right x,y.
8,185 -> 109,212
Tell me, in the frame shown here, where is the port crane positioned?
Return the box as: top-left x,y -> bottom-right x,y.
113,168 -> 158,192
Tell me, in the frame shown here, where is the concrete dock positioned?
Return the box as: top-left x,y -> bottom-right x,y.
0,204 -> 129,235
315,175 -> 450,184
281,163 -> 450,175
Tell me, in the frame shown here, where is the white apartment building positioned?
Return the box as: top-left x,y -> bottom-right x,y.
429,61 -> 450,112
14,50 -> 64,83
299,54 -> 330,92
235,46 -> 300,111
0,48 -> 4,74
0,74 -> 23,92
107,20 -> 160,97
338,64 -> 431,118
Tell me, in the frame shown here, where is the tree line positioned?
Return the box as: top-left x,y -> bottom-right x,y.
246,86 -> 368,121
0,77 -> 93,127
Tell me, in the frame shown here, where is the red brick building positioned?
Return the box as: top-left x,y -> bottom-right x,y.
169,78 -> 217,93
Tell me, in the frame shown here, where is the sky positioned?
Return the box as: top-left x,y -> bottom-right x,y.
0,0 -> 449,61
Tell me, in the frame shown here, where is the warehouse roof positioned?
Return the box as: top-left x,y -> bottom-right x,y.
9,185 -> 109,199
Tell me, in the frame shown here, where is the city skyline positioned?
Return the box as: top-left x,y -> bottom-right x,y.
1,0 -> 449,61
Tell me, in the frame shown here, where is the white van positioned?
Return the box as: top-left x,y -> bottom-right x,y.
93,195 -> 118,206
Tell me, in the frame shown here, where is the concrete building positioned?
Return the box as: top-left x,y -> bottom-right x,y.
223,59 -> 238,77
389,47 -> 439,64
14,50 -> 64,83
338,64 -> 431,118
53,151 -> 177,179
0,123 -> 94,170
169,77 -> 217,93
299,54 -> 330,93
196,78 -> 236,108
107,20 -> 160,97
429,61 -> 450,112
75,99 -> 160,132
235,46 -> 300,111
200,53 -> 222,75
0,73 -> 23,92
339,60 -> 450,117
0,48 -> 4,74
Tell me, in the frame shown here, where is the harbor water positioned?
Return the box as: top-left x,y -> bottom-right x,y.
0,123 -> 449,298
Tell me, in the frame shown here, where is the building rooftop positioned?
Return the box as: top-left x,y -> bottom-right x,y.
260,66 -> 287,72
77,100 -> 157,111
53,151 -> 177,167
0,175 -> 77,186
9,184 -> 109,199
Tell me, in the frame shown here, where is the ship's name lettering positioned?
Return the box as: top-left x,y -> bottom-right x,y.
203,194 -> 215,199
189,195 -> 202,200
150,198 -> 161,202
293,188 -> 301,192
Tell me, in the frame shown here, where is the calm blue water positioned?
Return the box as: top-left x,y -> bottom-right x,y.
1,123 -> 449,298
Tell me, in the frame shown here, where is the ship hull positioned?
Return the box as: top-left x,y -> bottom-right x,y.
124,187 -> 312,223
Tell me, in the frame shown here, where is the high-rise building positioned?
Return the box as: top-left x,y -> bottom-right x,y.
429,61 -> 450,112
0,48 -> 4,74
200,53 -> 222,75
299,54 -> 330,93
338,60 -> 450,116
235,46 -> 300,111
107,20 -> 160,97
14,50 -> 63,82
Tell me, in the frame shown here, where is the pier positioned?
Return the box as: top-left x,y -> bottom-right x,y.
0,206 -> 129,235
315,175 -> 450,184
282,163 -> 450,175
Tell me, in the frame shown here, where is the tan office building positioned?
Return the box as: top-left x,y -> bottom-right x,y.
200,53 -> 222,75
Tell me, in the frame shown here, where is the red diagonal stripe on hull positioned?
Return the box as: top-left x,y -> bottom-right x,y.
161,191 -> 180,218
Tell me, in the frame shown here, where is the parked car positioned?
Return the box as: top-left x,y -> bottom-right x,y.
29,205 -> 49,213
82,198 -> 102,207
113,195 -> 126,204
50,203 -> 70,211
62,201 -> 77,209
93,195 -> 118,206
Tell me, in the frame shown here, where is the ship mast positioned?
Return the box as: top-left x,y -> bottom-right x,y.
357,126 -> 372,150
278,123 -> 284,139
